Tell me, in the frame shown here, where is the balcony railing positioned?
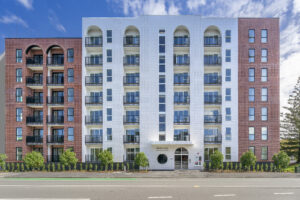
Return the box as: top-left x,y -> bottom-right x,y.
204,95 -> 222,104
174,57 -> 190,66
204,56 -> 222,65
85,155 -> 100,163
26,116 -> 43,125
85,76 -> 103,86
47,96 -> 64,105
85,135 -> 103,144
85,96 -> 103,105
174,37 -> 190,47
174,135 -> 190,141
204,37 -> 222,47
47,57 -> 64,66
26,57 -> 43,65
204,76 -> 222,85
123,76 -> 139,85
123,115 -> 139,124
123,135 -> 140,143
174,97 -> 190,105
26,77 -> 43,85
85,37 -> 103,47
47,155 -> 60,162
123,96 -> 139,104
174,77 -> 190,85
26,96 -> 43,105
46,116 -> 64,124
26,136 -> 43,145
85,57 -> 103,66
85,116 -> 103,125
204,134 -> 222,144
123,36 -> 140,46
46,77 -> 64,85
174,117 -> 190,124
123,56 -> 140,66
47,135 -> 64,144
204,115 -> 222,123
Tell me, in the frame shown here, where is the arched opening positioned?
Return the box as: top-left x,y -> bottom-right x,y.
174,26 -> 190,46
25,45 -> 43,65
124,26 -> 140,46
46,45 -> 64,65
204,26 -> 221,46
86,26 -> 103,46
174,147 -> 189,169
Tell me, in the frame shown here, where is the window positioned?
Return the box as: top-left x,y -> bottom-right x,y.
107,49 -> 112,62
225,30 -> 231,43
249,146 -> 255,154
225,88 -> 231,101
157,154 -> 167,164
159,56 -> 165,72
159,75 -> 165,92
16,128 -> 22,141
68,88 -> 74,102
68,127 -> 74,141
248,29 -> 255,43
159,114 -> 166,132
16,147 -> 22,161
261,146 -> 268,160
16,88 -> 22,102
225,108 -> 231,121
68,69 -> 74,82
16,68 -> 22,82
67,48 -> 74,62
249,107 -> 255,121
16,49 -> 22,63
249,88 -> 255,102
249,127 -> 255,140
159,95 -> 165,112
226,127 -> 231,140
248,68 -> 255,82
159,134 -> 166,141
261,49 -> 268,62
159,29 -> 165,33
68,108 -> 74,122
225,69 -> 231,82
261,88 -> 268,102
249,49 -> 255,63
225,147 -> 231,160
107,89 -> 112,101
225,49 -> 231,62
107,30 -> 112,43
16,108 -> 22,122
159,36 -> 165,53
261,68 -> 268,82
107,128 -> 112,140
107,69 -> 112,82
261,107 -> 268,121
107,108 -> 112,121
262,127 -> 268,140
261,29 -> 268,43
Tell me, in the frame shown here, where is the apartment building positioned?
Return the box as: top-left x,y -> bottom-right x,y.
0,52 -> 5,154
5,38 -> 82,162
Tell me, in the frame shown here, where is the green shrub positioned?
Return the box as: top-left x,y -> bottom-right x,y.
225,162 -> 229,170
270,163 -> 274,172
210,150 -> 224,170
21,163 -> 25,172
89,163 -> 93,172
203,162 -> 206,170
57,163 -> 61,171
261,163 -> 264,172
116,163 -> 119,171
134,152 -> 149,171
126,163 -> 130,171
52,163 -> 55,172
230,162 -> 233,170
95,164 -> 98,171
121,163 -> 124,171
16,163 -> 20,172
272,151 -> 290,172
62,165 -> 65,172
11,163 -> 15,172
239,163 -> 242,171
80,163 -> 83,171
240,151 -> 256,171
23,151 -> 44,170
59,150 -> 78,168
98,150 -> 113,171
0,154 -> 7,170
208,162 -> 212,170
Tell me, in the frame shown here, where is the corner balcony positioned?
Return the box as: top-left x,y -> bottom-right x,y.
123,135 -> 140,144
26,77 -> 43,89
85,135 -> 103,144
47,96 -> 64,107
26,136 -> 43,145
204,37 -> 222,47
123,115 -> 139,125
85,76 -> 103,86
204,134 -> 222,144
85,96 -> 103,106
46,57 -> 64,69
47,135 -> 64,145
85,116 -> 103,125
26,57 -> 43,70
204,115 -> 222,124
123,36 -> 140,47
46,77 -> 64,88
46,116 -> 64,126
26,96 -> 43,108
26,116 -> 43,127
204,76 -> 222,85
85,57 -> 103,67
174,117 -> 190,125
204,95 -> 222,105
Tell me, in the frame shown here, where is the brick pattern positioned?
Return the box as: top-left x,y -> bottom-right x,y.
238,18 -> 280,161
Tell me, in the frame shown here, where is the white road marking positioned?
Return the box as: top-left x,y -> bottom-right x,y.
274,192 -> 294,195
214,194 -> 236,197
148,197 -> 173,199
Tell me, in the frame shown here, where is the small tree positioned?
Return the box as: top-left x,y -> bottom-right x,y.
23,151 -> 44,170
272,151 -> 290,172
210,150 -> 224,170
98,150 -> 113,171
0,154 -> 7,170
134,152 -> 149,171
240,151 -> 256,171
59,150 -> 78,168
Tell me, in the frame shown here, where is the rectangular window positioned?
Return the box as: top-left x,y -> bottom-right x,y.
249,88 -> 255,102
68,108 -> 74,122
159,36 -> 165,53
261,88 -> 268,102
159,95 -> 166,112
107,89 -> 112,101
107,147 -> 112,153
249,49 -> 255,63
225,107 -> 231,121
16,127 -> 22,141
159,56 -> 165,72
159,114 -> 166,132
107,108 -> 112,121
16,49 -> 22,63
249,68 -> 255,82
261,107 -> 268,121
225,30 -> 231,43
67,88 -> 74,102
107,30 -> 112,43
16,108 -> 22,122
261,49 -> 268,62
107,128 -> 112,140
249,146 -> 255,154
16,88 -> 22,102
261,68 -> 268,82
16,68 -> 22,82
16,147 -> 22,161
249,127 -> 255,140
159,75 -> 165,93
249,107 -> 255,121
225,69 -> 231,82
248,29 -> 255,43
262,127 -> 268,140
68,127 -> 74,141
261,29 -> 268,43
225,147 -> 231,160
225,49 -> 231,62
107,69 -> 112,82
225,88 -> 231,101
68,69 -> 74,82
261,146 -> 268,160
226,127 -> 231,140
107,49 -> 112,62
159,134 -> 166,141
67,48 -> 74,63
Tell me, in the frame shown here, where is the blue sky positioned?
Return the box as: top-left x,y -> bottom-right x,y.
0,0 -> 299,109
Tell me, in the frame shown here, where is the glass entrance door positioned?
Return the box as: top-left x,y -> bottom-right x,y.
174,147 -> 189,169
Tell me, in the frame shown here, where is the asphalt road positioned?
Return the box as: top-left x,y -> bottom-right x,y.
0,178 -> 299,200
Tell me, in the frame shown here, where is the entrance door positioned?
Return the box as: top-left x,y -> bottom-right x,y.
174,147 -> 189,169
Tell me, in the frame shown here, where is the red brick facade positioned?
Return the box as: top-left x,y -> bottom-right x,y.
5,38 -> 82,162
238,18 -> 280,161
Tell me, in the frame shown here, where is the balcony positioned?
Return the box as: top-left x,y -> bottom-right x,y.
26,77 -> 43,89
123,96 -> 139,105
174,97 -> 190,105
123,76 -> 139,86
26,57 -> 43,70
46,77 -> 64,87
85,57 -> 103,66
47,155 -> 60,162
85,76 -> 103,86
174,37 -> 190,47
204,56 -> 222,66
204,37 -> 222,47
174,78 -> 190,86
85,37 -> 103,47
47,135 -> 64,144
204,76 -> 222,85
26,96 -> 43,107
47,96 -> 64,106
204,115 -> 222,123
174,56 -> 190,66
85,116 -> 103,125
85,135 -> 103,144
85,96 -> 103,105
123,135 -> 140,144
204,134 -> 222,144
26,136 -> 43,145
174,135 -> 190,141
46,116 -> 64,125
26,116 -> 43,126
174,117 -> 190,125
85,155 -> 100,163
123,36 -> 140,47
46,57 -> 64,66
123,56 -> 139,66
204,95 -> 222,104
123,115 -> 139,124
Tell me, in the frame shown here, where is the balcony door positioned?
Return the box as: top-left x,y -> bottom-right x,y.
52,147 -> 63,162
33,55 -> 43,65
174,147 -> 189,170
33,73 -> 43,83
90,148 -> 102,162
52,110 -> 64,119
33,110 -> 43,120
52,72 -> 64,83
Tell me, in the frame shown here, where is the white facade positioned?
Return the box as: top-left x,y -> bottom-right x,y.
82,16 -> 238,170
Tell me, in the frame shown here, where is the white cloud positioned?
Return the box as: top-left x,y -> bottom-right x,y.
143,0 -> 167,15
293,0 -> 300,14
187,0 -> 206,11
17,0 -> 33,10
48,10 -> 66,33
0,14 -> 28,28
